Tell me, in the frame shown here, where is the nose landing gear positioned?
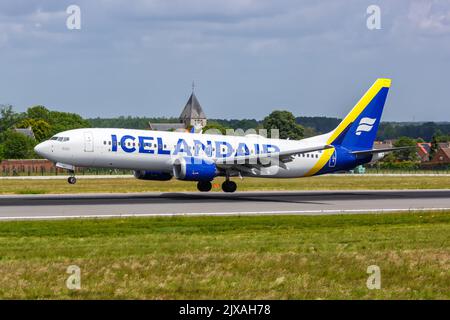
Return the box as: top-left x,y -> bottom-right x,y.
67,170 -> 77,184
68,176 -> 77,184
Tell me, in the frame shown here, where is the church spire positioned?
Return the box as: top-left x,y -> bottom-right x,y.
179,85 -> 207,128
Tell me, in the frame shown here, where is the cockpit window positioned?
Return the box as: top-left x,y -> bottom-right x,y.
50,136 -> 70,142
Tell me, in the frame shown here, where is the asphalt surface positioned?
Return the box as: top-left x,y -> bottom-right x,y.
0,189 -> 449,220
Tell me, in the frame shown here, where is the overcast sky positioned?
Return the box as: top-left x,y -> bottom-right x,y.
1,0 -> 449,121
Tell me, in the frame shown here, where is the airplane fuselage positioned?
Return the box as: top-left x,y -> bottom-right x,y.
35,128 -> 363,179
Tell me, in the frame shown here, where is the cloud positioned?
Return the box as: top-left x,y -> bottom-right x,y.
408,0 -> 450,35
0,0 -> 449,121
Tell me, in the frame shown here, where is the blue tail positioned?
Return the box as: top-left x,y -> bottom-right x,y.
328,78 -> 391,151
304,79 -> 391,177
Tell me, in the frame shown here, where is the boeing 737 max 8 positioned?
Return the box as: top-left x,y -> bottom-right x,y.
34,78 -> 406,192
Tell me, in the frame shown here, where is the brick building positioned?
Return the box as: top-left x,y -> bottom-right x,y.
429,147 -> 450,165
1,159 -> 55,176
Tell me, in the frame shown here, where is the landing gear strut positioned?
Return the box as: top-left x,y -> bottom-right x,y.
67,170 -> 77,184
197,180 -> 212,192
222,179 -> 237,193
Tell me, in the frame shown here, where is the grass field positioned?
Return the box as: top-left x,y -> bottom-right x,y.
1,175 -> 449,194
0,211 -> 448,299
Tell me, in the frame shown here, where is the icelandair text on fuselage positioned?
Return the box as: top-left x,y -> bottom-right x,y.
110,134 -> 280,158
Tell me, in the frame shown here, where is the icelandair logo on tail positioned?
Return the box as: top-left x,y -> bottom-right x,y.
356,117 -> 377,135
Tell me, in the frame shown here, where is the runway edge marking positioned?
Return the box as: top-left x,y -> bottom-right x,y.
1,207 -> 450,221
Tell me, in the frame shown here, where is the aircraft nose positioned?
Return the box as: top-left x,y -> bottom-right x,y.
34,141 -> 49,157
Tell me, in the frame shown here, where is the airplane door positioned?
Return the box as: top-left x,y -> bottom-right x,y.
84,131 -> 94,152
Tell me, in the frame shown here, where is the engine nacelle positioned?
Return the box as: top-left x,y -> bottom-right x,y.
133,170 -> 173,181
173,157 -> 217,181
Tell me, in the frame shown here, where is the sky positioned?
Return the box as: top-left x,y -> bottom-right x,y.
0,0 -> 450,121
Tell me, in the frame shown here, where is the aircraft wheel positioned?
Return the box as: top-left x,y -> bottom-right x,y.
68,176 -> 77,184
197,181 -> 212,192
222,180 -> 237,193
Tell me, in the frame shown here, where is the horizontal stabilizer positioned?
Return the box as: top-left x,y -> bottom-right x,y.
351,146 -> 414,155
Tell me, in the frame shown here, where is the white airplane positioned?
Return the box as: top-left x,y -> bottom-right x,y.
34,78 -> 405,192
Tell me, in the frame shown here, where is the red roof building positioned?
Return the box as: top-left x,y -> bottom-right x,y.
417,142 -> 431,162
429,147 -> 450,165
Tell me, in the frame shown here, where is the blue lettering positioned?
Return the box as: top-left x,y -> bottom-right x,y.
215,141 -> 234,158
255,143 -> 260,154
173,138 -> 192,156
262,144 -> 280,154
193,140 -> 212,157
157,137 -> 171,155
111,134 -> 118,152
235,142 -> 250,156
121,135 -> 136,153
139,136 -> 154,154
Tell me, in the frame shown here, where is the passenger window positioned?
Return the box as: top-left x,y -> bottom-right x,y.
108,141 -> 111,145
104,141 -> 106,145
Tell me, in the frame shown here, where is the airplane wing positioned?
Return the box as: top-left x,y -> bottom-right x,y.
215,144 -> 334,168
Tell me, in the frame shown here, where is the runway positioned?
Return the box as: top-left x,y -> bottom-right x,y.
0,189 -> 449,220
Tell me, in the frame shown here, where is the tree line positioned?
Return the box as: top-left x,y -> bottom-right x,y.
1,104 -> 449,167
294,116 -> 450,141
89,115 -> 450,141
0,105 -> 90,160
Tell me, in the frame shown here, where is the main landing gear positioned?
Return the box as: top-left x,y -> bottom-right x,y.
222,180 -> 237,193
67,170 -> 77,184
196,179 -> 238,193
197,180 -> 212,192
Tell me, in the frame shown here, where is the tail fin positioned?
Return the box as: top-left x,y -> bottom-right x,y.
327,78 -> 391,151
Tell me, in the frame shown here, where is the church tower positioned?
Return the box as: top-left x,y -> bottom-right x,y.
179,91 -> 207,129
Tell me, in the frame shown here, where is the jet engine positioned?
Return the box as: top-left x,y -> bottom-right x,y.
133,170 -> 173,181
173,157 -> 217,181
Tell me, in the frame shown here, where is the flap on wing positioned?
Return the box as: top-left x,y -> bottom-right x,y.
215,144 -> 334,165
